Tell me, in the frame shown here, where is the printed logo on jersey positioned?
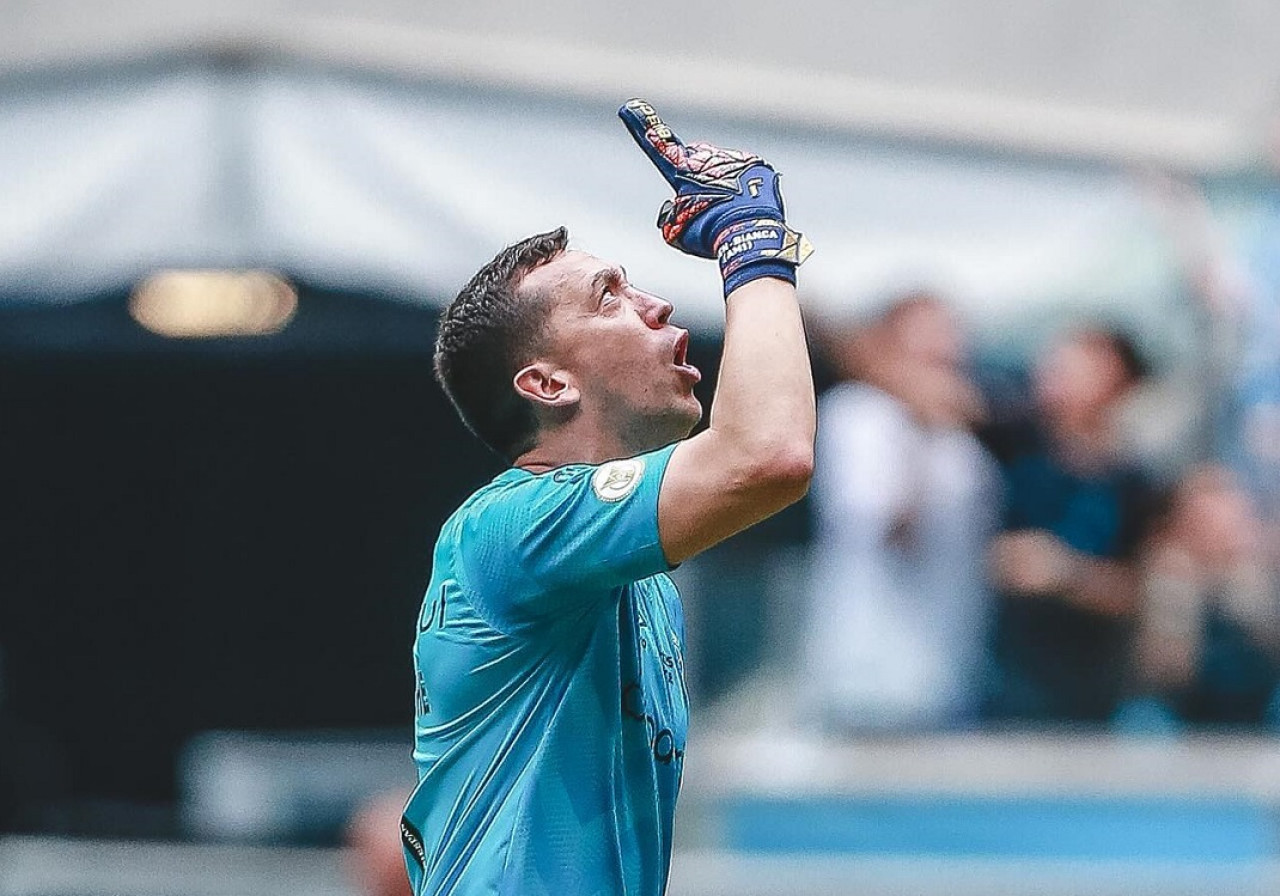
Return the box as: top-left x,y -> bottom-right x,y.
400,815 -> 427,874
622,680 -> 685,765
591,458 -> 645,502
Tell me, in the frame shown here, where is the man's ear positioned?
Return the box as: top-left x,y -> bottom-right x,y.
513,362 -> 580,409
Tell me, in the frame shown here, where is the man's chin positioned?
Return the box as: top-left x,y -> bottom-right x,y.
669,400 -> 703,440
638,402 -> 702,451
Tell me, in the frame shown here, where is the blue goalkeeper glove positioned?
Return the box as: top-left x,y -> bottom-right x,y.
618,98 -> 813,296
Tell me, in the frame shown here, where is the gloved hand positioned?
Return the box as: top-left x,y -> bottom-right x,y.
618,98 -> 812,295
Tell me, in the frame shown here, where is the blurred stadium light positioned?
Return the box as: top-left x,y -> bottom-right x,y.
129,271 -> 296,338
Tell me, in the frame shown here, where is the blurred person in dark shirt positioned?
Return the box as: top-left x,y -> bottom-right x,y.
1131,465 -> 1280,726
802,293 -> 998,730
981,327 -> 1158,723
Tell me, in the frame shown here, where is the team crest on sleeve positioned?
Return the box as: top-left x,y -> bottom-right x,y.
591,458 -> 645,502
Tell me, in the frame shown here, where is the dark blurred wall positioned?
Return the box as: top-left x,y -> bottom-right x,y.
0,286 -> 501,815
0,286 -> 789,825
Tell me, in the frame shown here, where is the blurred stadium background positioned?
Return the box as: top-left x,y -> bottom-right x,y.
3,1 -> 1280,894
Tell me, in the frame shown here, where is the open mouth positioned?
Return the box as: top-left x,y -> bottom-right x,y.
673,330 -> 701,382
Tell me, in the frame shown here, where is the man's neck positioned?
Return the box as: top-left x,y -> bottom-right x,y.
514,424 -> 642,472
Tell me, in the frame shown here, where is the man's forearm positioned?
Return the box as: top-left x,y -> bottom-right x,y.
709,277 -> 816,468
1066,556 -> 1139,617
653,276 -> 814,563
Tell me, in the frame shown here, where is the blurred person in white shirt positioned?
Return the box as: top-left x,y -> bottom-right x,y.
801,293 -> 999,731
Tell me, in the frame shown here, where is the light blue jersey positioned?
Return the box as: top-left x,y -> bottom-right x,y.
402,444 -> 689,896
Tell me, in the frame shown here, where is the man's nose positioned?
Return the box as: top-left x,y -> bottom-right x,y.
640,293 -> 673,328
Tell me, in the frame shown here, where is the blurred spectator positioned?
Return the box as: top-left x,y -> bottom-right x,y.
345,791 -> 413,896
1131,465 -> 1280,726
801,293 -> 999,731
982,327 -> 1158,723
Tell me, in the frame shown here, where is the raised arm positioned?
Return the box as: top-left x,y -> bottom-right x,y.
617,100 -> 816,564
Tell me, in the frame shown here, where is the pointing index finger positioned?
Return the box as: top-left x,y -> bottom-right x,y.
618,98 -> 688,188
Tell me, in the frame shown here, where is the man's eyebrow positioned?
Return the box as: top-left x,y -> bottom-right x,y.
588,266 -> 625,300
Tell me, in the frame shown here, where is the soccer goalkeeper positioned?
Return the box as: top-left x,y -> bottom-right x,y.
401,99 -> 816,896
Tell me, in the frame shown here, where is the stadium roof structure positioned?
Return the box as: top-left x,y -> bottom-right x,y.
7,0 -> 1280,171
1,0 -> 1275,330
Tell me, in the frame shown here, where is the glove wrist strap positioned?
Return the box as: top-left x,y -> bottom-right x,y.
715,218 -> 812,297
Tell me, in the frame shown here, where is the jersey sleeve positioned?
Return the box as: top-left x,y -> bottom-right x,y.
454,443 -> 678,625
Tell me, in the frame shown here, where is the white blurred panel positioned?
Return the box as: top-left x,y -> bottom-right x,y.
3,0 -> 1279,168
0,66 -> 1182,331
0,69 -> 241,297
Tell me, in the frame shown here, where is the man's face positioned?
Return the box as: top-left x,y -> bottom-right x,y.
1033,333 -> 1128,422
892,300 -> 964,369
519,250 -> 703,448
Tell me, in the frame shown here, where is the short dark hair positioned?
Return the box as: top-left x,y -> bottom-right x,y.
1105,330 -> 1150,384
434,227 -> 569,459
1082,326 -> 1151,385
